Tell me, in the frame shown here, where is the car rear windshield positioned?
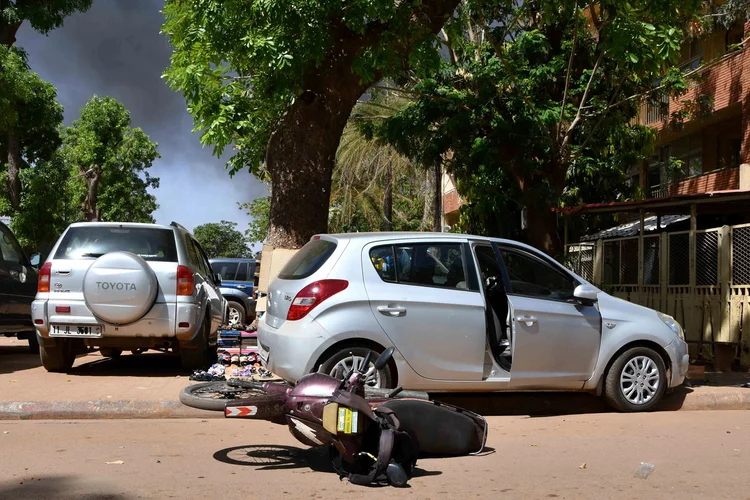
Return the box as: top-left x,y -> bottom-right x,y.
53,226 -> 178,262
277,239 -> 337,280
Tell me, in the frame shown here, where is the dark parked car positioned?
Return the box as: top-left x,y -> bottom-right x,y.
210,258 -> 257,327
0,221 -> 41,352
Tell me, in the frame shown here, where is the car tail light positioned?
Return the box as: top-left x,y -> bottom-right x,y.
287,280 -> 348,321
55,306 -> 71,313
177,265 -> 194,296
38,262 -> 52,293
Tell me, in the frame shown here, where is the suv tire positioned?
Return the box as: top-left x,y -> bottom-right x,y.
100,348 -> 122,358
40,339 -> 76,372
604,346 -> 667,412
180,317 -> 213,370
227,300 -> 246,328
319,346 -> 394,389
28,333 -> 39,354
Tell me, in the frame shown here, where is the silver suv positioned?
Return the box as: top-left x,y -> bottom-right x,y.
259,233 -> 689,412
32,222 -> 227,372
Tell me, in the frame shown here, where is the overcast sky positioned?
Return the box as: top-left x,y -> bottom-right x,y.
15,0 -> 267,235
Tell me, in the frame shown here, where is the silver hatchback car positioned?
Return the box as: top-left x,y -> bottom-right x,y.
259,233 -> 689,412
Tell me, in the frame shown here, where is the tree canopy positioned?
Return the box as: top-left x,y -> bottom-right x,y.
0,0 -> 93,46
163,0 -> 459,248
193,220 -> 251,259
373,0 -> 702,255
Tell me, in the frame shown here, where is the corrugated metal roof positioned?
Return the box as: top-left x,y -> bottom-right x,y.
581,214 -> 689,241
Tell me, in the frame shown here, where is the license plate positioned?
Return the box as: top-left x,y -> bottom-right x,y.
50,324 -> 103,337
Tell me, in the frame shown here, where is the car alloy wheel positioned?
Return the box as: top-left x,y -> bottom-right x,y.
619,355 -> 661,405
328,355 -> 383,388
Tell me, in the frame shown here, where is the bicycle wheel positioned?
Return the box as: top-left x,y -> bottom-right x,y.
179,381 -> 268,411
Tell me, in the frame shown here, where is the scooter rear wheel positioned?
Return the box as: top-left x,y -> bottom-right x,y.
179,381 -> 269,411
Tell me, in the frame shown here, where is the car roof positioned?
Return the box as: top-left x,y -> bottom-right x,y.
209,258 -> 256,263
319,232 -> 547,255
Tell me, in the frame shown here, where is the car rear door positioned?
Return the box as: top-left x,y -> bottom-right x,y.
362,239 -> 486,381
496,243 -> 601,389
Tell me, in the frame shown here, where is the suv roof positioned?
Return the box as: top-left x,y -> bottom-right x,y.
66,221 -> 179,231
209,257 -> 256,262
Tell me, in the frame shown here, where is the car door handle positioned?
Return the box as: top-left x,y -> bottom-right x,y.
236,285 -> 246,289
517,315 -> 537,326
378,305 -> 407,317
9,270 -> 18,278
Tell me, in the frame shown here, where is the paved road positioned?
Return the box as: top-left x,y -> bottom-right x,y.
1,411 -> 748,499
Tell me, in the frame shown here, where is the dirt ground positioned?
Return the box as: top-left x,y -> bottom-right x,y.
1,411 -> 749,500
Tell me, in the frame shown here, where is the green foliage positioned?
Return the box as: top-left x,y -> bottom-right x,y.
161,0 -> 451,176
240,194 -> 271,246
0,0 -> 93,37
193,220 -> 251,259
10,154 -> 76,253
0,46 -> 63,195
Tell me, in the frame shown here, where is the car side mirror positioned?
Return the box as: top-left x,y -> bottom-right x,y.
29,253 -> 41,269
574,284 -> 599,306
214,273 -> 222,285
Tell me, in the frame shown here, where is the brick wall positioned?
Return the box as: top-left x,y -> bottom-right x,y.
442,189 -> 462,215
667,167 -> 739,196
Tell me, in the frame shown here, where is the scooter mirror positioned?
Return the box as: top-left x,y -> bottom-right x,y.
375,347 -> 395,371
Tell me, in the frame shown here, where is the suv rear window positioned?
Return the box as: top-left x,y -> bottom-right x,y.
53,226 -> 178,262
278,239 -> 337,280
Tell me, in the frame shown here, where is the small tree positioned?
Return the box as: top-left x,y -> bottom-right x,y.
240,194 -> 270,248
193,220 -> 251,259
61,96 -> 159,222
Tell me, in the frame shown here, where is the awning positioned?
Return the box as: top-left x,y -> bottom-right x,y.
557,189 -> 750,215
581,214 -> 689,241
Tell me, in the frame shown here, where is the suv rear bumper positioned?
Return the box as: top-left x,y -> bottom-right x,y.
32,299 -> 203,347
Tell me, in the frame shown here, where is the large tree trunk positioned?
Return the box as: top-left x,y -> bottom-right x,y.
82,168 -> 101,222
0,21 -> 22,47
382,163 -> 393,231
6,131 -> 22,210
421,167 -> 435,231
264,0 -> 460,249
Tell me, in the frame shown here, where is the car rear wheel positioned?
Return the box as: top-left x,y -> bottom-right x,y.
27,333 -> 39,354
180,317 -> 214,370
227,301 -> 246,328
100,348 -> 122,358
319,346 -> 394,389
40,339 -> 76,373
604,346 -> 667,412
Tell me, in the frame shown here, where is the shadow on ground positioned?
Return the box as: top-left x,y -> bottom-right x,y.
0,343 -> 41,374
0,475 -> 128,500
431,386 -> 692,417
213,444 -> 442,480
68,352 -> 187,378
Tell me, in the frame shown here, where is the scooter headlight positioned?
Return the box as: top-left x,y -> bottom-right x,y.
658,312 -> 684,341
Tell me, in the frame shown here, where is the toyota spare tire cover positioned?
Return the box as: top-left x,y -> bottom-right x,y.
82,251 -> 159,325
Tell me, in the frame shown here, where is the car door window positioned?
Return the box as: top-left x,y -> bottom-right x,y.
501,247 -> 578,301
395,243 -> 470,290
214,261 -> 239,281
192,240 -> 215,284
235,262 -> 249,282
474,245 -> 502,284
0,226 -> 24,265
369,246 -> 397,282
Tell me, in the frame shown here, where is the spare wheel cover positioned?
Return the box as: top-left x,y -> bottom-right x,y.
83,251 -> 159,325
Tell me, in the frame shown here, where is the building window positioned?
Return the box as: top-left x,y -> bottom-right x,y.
679,37 -> 703,70
671,133 -> 703,178
648,146 -> 670,197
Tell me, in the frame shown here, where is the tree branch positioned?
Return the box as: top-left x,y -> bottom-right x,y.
559,1 -> 580,134
562,48 -> 605,149
356,100 -> 401,113
574,73 -> 626,160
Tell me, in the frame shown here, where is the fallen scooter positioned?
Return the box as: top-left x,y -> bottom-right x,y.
179,347 -> 488,487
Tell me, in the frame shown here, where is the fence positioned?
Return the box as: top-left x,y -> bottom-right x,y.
566,223 -> 750,367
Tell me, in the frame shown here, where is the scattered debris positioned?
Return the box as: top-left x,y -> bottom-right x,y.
743,382 -> 750,388
634,462 -> 655,479
531,444 -> 537,447
579,463 -> 587,469
105,460 -> 124,465
9,380 -> 19,383
3,431 -> 9,435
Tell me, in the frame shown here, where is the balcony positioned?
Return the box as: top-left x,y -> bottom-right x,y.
649,167 -> 739,199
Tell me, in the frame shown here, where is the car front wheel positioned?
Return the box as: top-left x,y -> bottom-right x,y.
604,346 -> 667,412
227,301 -> 246,328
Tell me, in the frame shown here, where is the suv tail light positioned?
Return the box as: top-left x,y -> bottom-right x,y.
287,280 -> 348,321
38,262 -> 52,293
177,265 -> 195,296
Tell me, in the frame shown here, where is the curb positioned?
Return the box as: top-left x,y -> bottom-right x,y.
673,389 -> 750,411
0,401 -> 222,420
